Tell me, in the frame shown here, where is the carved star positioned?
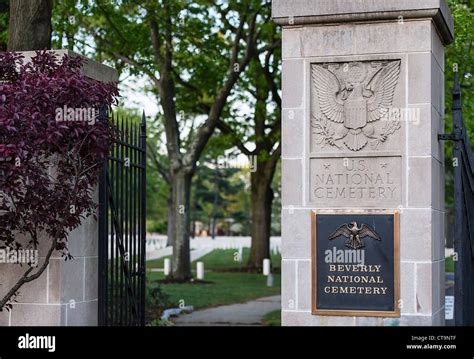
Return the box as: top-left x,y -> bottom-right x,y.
380,162 -> 388,169
323,164 -> 331,169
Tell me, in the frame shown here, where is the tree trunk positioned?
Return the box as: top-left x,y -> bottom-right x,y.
248,165 -> 274,271
210,165 -> 219,239
170,170 -> 192,281
7,0 -> 52,51
166,196 -> 174,247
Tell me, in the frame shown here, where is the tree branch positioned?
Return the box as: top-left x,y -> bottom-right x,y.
214,1 -> 236,33
147,142 -> 171,184
0,237 -> 58,310
96,2 -> 129,45
148,8 -> 164,67
217,120 -> 252,156
185,7 -> 261,167
262,143 -> 281,185
149,1 -> 182,171
262,44 -> 282,109
73,29 -> 160,84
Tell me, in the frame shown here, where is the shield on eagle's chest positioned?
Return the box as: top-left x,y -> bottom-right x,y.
343,99 -> 367,130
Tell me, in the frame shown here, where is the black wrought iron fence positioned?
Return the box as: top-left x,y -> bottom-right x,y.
440,73 -> 474,326
98,109 -> 147,326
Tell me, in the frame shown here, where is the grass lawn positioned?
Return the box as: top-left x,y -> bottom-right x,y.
147,255 -> 172,269
262,310 -> 281,326
147,248 -> 281,272
446,256 -> 454,273
191,248 -> 281,271
146,248 -> 282,315
147,271 -> 281,310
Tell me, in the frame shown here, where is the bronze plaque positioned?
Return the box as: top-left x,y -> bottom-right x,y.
311,210 -> 400,317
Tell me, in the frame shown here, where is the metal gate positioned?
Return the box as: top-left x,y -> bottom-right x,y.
98,109 -> 147,326
440,73 -> 474,326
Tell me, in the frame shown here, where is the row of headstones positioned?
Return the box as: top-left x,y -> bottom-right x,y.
145,240 -> 282,255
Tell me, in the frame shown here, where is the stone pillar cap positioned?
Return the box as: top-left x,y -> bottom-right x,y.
272,0 -> 454,45
19,49 -> 118,82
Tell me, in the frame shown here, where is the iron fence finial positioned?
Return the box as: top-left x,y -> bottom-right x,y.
141,110 -> 146,128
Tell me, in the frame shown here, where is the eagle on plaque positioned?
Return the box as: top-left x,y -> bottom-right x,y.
329,222 -> 382,250
311,61 -> 401,151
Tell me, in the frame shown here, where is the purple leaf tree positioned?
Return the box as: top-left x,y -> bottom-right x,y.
0,51 -> 119,310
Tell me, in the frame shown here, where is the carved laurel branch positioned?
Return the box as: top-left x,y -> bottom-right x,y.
370,109 -> 401,150
311,116 -> 343,149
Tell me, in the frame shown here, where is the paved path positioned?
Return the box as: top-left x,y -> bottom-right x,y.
172,295 -> 281,326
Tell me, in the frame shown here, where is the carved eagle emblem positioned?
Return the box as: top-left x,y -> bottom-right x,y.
329,222 -> 381,250
312,61 -> 401,151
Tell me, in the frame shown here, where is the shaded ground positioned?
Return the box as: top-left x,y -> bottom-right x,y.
172,295 -> 281,326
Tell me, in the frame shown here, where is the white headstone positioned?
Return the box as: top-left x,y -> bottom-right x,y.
197,261 -> 205,280
263,258 -> 271,276
164,258 -> 171,276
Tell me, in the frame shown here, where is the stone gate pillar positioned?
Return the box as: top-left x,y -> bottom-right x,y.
0,50 -> 117,326
275,0 -> 453,326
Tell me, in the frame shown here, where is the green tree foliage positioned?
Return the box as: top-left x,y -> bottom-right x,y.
51,0 -> 269,280
191,159 -> 250,236
445,0 -> 474,211
0,0 -> 8,51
